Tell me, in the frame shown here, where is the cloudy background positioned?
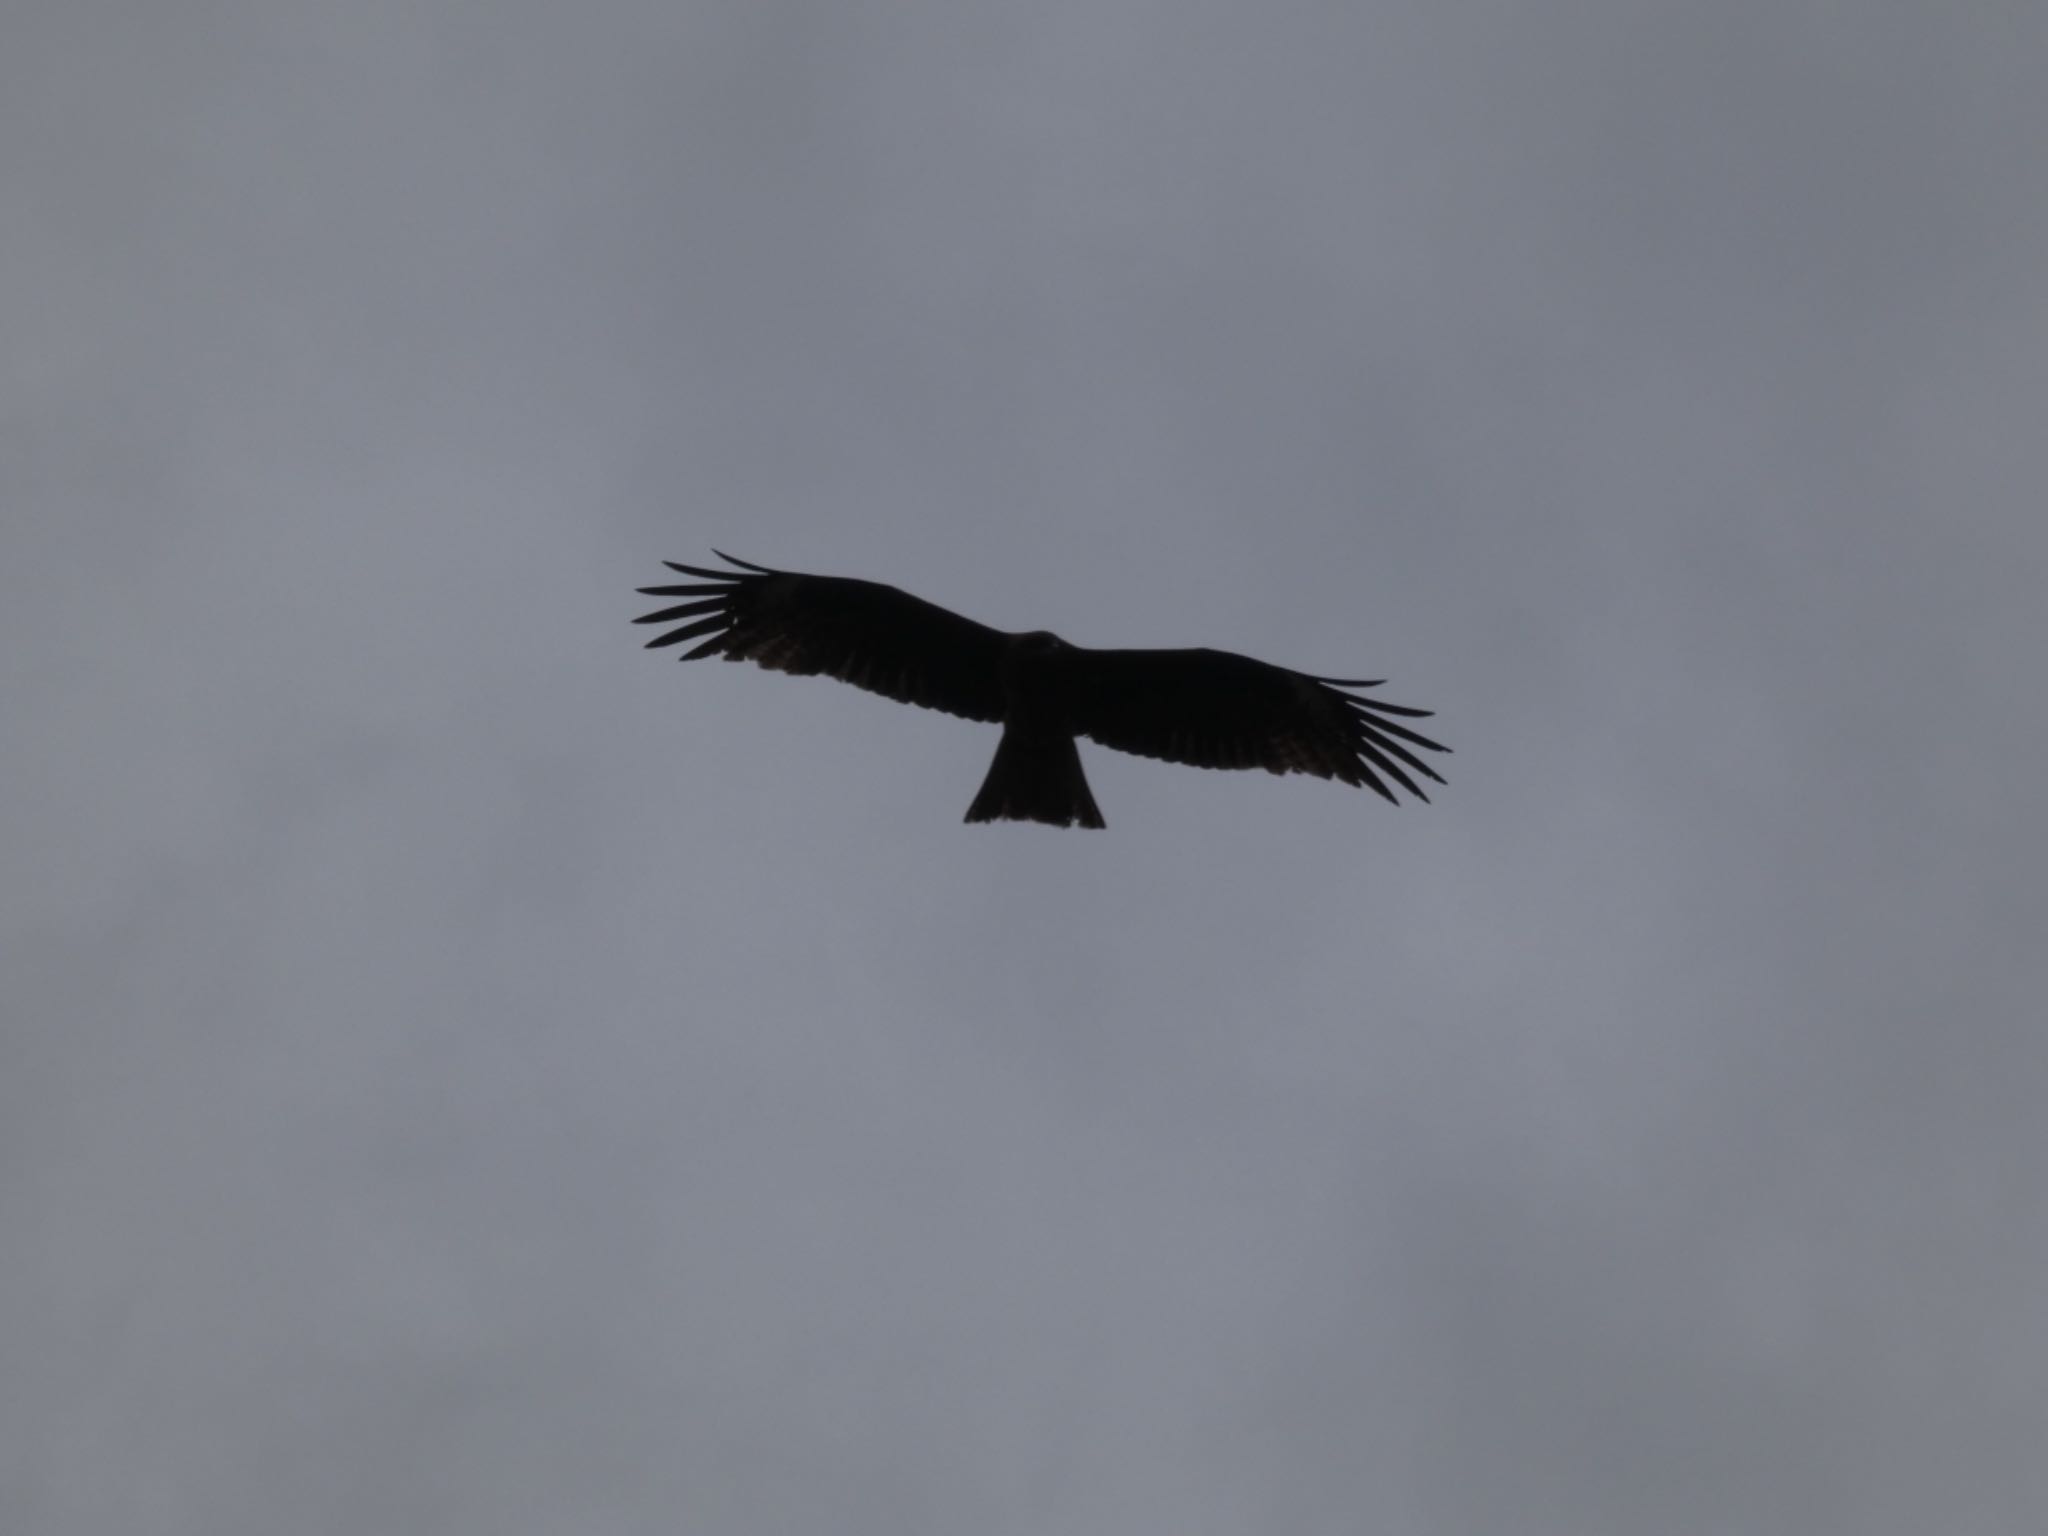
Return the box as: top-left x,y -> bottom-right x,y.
7,3 -> 2046,1531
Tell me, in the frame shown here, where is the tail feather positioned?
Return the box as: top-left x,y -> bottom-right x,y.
965,725 -> 1106,829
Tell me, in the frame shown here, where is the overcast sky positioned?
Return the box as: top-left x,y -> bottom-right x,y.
7,3 -> 2047,1532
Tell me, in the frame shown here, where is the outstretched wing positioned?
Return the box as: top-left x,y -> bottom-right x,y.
634,552 -> 1008,723
1063,647 -> 1449,805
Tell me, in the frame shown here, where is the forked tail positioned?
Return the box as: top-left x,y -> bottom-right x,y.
964,724 -> 1106,829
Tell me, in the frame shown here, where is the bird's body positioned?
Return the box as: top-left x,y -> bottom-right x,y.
634,552 -> 1447,828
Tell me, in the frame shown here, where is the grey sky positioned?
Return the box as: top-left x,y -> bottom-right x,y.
6,3 -> 2046,1531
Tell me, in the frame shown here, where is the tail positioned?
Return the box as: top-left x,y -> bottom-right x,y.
964,725 -> 1106,829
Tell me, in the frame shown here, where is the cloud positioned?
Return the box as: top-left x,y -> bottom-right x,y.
6,3 -> 2045,1531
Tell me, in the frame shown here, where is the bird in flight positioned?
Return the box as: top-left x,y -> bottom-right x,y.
634,552 -> 1448,828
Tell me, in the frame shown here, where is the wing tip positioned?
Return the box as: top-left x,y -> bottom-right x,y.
662,560 -> 747,580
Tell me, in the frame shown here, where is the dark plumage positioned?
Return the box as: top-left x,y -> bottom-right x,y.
634,552 -> 1448,828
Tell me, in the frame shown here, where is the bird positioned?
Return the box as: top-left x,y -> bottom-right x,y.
633,551 -> 1448,828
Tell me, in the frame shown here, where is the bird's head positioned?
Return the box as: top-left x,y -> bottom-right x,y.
1013,630 -> 1070,656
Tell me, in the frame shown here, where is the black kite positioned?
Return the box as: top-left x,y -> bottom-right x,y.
634,552 -> 1448,828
